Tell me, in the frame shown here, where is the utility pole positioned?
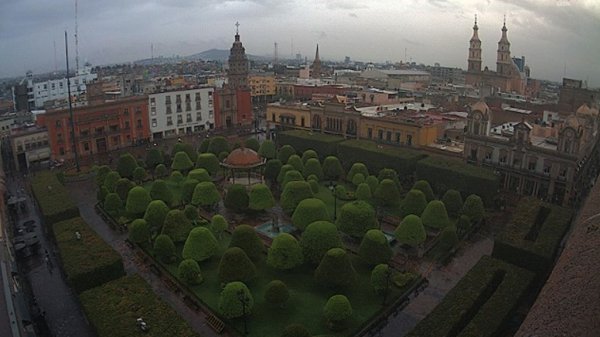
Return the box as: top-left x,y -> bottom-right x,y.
65,30 -> 80,172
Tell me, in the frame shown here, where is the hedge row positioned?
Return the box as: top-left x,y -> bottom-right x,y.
415,156 -> 499,205
31,171 -> 80,225
492,197 -> 572,273
277,129 -> 344,159
79,275 -> 199,337
406,255 -> 534,337
53,217 -> 125,293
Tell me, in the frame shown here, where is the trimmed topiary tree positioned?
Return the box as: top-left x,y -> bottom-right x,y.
366,175 -> 379,194
355,183 -> 372,201
184,204 -> 198,222
125,186 -> 152,217
97,186 -> 109,204
154,234 -> 176,264
178,259 -> 203,285
258,139 -> 277,159
207,136 -> 230,155
375,178 -> 401,207
132,167 -> 146,184
302,158 -> 323,180
199,138 -> 210,153
280,181 -> 314,214
264,280 -> 289,307
371,264 -> 392,294
129,218 -> 150,244
377,168 -> 400,186
347,163 -> 369,183
191,181 -> 221,209
456,214 -> 472,237
170,170 -> 184,183
264,159 -> 283,183
219,281 -> 254,319
322,156 -> 344,181
291,198 -> 329,231
335,185 -> 348,200
181,179 -> 199,205
315,248 -> 357,288
277,164 -> 295,184
323,295 -> 353,330
282,324 -> 311,337
336,201 -> 378,238
218,247 -> 256,283
400,189 -> 427,217
395,214 -> 426,247
248,183 -> 275,211
161,209 -> 192,243
154,164 -> 168,178
301,149 -> 319,163
145,148 -> 164,169
182,227 -> 218,262
224,184 -> 249,212
358,229 -> 392,265
278,145 -> 296,164
172,142 -> 198,163
351,173 -> 365,187
117,153 -> 138,179
143,200 -> 169,233
95,165 -> 111,187
188,168 -> 211,182
412,180 -> 435,202
441,189 -> 463,218
150,179 -> 174,205
421,200 -> 450,230
103,171 -> 121,193
229,225 -> 264,261
436,225 -> 459,253
309,180 -> 320,194
195,153 -> 220,176
462,194 -> 485,223
282,170 -> 305,190
210,215 -> 228,239
104,193 -> 122,216
171,152 -> 194,173
267,233 -> 303,270
245,138 -> 260,151
300,221 -> 344,264
287,154 -> 304,172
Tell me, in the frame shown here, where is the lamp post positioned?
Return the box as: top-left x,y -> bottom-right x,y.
237,289 -> 248,336
329,181 -> 337,221
382,265 -> 392,306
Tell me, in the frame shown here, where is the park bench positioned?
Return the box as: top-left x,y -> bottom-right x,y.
205,312 -> 225,333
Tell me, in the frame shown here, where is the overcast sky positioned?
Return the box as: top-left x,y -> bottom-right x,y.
1,0 -> 599,86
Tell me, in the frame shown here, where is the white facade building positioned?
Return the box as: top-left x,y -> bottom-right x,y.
148,87 -> 215,139
27,65 -> 97,109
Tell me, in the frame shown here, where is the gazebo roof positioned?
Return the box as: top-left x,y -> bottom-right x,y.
222,147 -> 265,169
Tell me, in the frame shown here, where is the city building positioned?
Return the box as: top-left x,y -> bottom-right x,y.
311,45 -> 322,79
148,87 -> 215,139
360,68 -> 431,91
248,73 -> 276,103
10,124 -> 50,171
0,116 -> 15,139
557,78 -> 599,112
428,64 -> 465,84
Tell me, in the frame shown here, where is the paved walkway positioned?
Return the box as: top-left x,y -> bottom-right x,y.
67,178 -> 227,337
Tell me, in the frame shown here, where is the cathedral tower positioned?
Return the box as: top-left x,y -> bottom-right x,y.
496,17 -> 512,76
468,15 -> 482,72
228,22 -> 249,90
311,44 -> 321,79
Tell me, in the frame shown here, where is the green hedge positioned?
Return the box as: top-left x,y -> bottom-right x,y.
53,217 -> 125,293
31,171 -> 80,225
415,156 -> 499,205
278,130 -> 344,159
492,197 -> 572,273
337,139 -> 426,177
406,255 -> 534,337
79,275 -> 199,337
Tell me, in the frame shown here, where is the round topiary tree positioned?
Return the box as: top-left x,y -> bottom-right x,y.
170,170 -> 184,183
172,142 -> 198,162
210,214 -> 228,239
395,214 -> 426,247
125,186 -> 152,217
219,281 -> 254,319
377,168 -> 400,186
371,264 -> 392,294
421,200 -> 450,230
132,167 -> 146,184
143,200 -> 169,233
199,138 -> 210,153
178,259 -> 203,285
436,225 -> 459,253
300,221 -> 344,264
224,184 -> 249,212
358,229 -> 392,265
195,153 -> 220,176
191,181 -> 221,209
302,158 -> 323,180
322,156 -> 344,181
117,153 -> 138,179
145,148 -> 164,170
218,151 -> 229,162
104,193 -> 123,216
171,152 -> 194,173
129,218 -> 150,244
188,168 -> 211,182
412,180 -> 435,202
375,179 -> 401,207
277,164 -> 295,184
315,248 -> 357,288
400,189 -> 427,217
97,186 -> 109,204
154,234 -> 176,263
365,175 -> 379,194
351,173 -> 365,187
441,189 -> 463,218
184,204 -> 198,222
181,179 -> 199,205
278,145 -> 296,164
229,225 -> 264,261
267,233 -> 303,270
280,181 -> 314,214
264,280 -> 290,307
287,154 -> 304,173
292,198 -> 329,231
281,324 -> 311,337
207,136 -> 230,155
281,170 -> 304,190
462,194 -> 485,223
456,214 -> 472,237
182,227 -> 219,262
150,179 -> 174,206
264,159 -> 283,183
336,201 -> 378,238
301,149 -> 318,163
323,295 -> 352,330
355,183 -> 372,201
218,247 -> 256,283
95,165 -> 111,187
154,164 -> 168,178
309,180 -> 320,194
161,209 -> 193,243
258,139 -> 277,159
103,171 -> 121,192
248,183 -> 275,211
245,138 -> 260,152
347,163 -> 369,183
334,185 -> 348,200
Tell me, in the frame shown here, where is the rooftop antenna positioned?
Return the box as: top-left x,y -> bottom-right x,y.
75,0 -> 80,75
291,38 -> 294,59
151,43 -> 154,60
65,30 -> 80,173
53,40 -> 58,73
274,42 -> 278,64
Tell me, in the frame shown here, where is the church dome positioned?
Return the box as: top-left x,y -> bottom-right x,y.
471,100 -> 491,119
222,147 -> 265,168
564,115 -> 582,130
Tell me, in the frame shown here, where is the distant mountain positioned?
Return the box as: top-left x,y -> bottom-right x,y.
186,49 -> 265,62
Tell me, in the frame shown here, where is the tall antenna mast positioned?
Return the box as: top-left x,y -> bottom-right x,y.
291,38 -> 294,59
151,43 -> 154,60
75,0 -> 80,75
53,40 -> 58,73
274,42 -> 278,64
65,30 -> 80,173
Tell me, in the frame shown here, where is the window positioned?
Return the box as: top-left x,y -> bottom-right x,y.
177,103 -> 182,113
386,131 -> 392,142
167,117 -> 173,126
112,136 -> 120,145
406,134 -> 413,146
135,106 -> 141,114
368,128 -> 373,139
80,130 -> 89,137
196,102 -> 201,110
186,114 -> 192,123
151,107 -> 156,115
195,92 -> 201,101
185,93 -> 191,102
186,102 -> 191,111
395,132 -> 401,143
136,119 -> 142,128
166,105 -> 172,114
272,114 -> 275,122
378,130 -> 383,140
226,100 -> 230,109
59,147 -> 65,155
543,164 -> 551,175
150,97 -> 156,106
83,142 -> 89,151
55,120 -> 62,128
176,94 -> 181,103
151,119 -> 157,127
124,121 -> 130,129
124,108 -> 129,115
177,116 -> 183,125
208,91 -> 212,96
165,96 -> 171,104
196,113 -> 202,121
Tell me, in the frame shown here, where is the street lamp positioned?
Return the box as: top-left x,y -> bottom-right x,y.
382,265 -> 392,306
237,289 -> 249,336
329,181 -> 337,221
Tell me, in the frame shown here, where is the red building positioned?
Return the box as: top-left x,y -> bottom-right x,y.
213,87 -> 252,128
36,96 -> 150,159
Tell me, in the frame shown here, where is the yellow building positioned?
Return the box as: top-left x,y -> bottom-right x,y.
359,116 -> 440,148
267,102 -> 311,130
249,73 -> 276,102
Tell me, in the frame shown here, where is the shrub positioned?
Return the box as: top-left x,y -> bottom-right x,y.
435,225 -> 458,253
31,172 -> 80,225
182,227 -> 218,262
365,175 -> 379,194
258,139 -> 277,159
219,281 -> 254,319
462,194 -> 485,223
218,151 -> 229,161
456,214 -> 472,237
199,138 -> 210,153
442,189 -> 463,218
355,183 -> 372,201
195,153 -> 220,176
334,185 -> 349,200
171,152 -> 194,173
161,209 -> 192,243
103,171 -> 121,192
301,149 -> 319,163
125,186 -> 152,217
278,130 -> 343,159
95,165 -> 111,187
278,144 -> 296,163
128,218 -> 150,244
150,179 -> 174,206
178,259 -> 203,285
347,162 -> 369,183
375,178 -> 401,207
395,215 -> 426,247
181,179 -> 199,205
323,295 -> 353,329
280,181 -> 314,214
145,148 -> 164,169
351,173 -> 365,186
154,234 -> 176,263
412,180 -> 435,202
170,170 -> 184,183
143,200 -> 169,233
277,164 -> 295,184
245,138 -> 260,151
281,324 -> 311,337
336,200 -> 378,238
322,156 -> 344,181
267,233 -> 303,270
371,264 -> 392,294
282,170 -> 305,190
210,215 -> 228,239
132,167 -> 146,184
229,225 -> 264,261
208,136 -> 230,155
302,158 -> 323,180
154,164 -> 168,178
191,181 -> 221,208
292,198 -> 329,231
264,159 -> 283,183
358,229 -> 392,265
97,186 -> 109,204
309,180 -> 320,194
224,184 -> 249,212
116,153 -> 138,179
378,168 -> 400,186
264,280 -> 289,306
183,204 -> 198,221
400,189 -> 427,217
300,221 -> 344,264
104,193 -> 123,216
315,248 -> 357,288
248,183 -> 275,211
287,154 -> 304,172
172,142 -> 198,162
218,247 -> 256,283
421,200 -> 450,230
187,168 -> 211,182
